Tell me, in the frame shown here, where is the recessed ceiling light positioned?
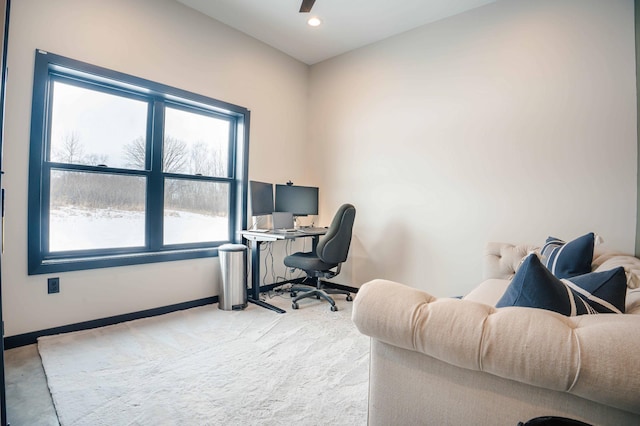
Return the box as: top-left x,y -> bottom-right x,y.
307,17 -> 322,27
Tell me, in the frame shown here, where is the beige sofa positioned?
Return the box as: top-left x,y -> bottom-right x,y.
352,243 -> 640,425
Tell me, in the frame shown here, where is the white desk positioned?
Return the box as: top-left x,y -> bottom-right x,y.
241,228 -> 326,313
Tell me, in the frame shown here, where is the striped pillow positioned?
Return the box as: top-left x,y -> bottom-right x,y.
496,254 -> 626,315
540,233 -> 595,278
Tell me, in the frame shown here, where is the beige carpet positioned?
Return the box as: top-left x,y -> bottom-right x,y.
37,293 -> 369,426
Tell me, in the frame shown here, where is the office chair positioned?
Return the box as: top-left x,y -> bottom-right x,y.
284,203 -> 356,311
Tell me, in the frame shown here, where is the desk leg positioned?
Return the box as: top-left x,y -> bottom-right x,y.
246,239 -> 286,314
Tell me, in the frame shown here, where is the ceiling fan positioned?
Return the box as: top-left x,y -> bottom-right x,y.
299,0 -> 316,13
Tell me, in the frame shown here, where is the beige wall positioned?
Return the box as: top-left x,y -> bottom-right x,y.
2,0 -> 310,336
308,0 -> 637,296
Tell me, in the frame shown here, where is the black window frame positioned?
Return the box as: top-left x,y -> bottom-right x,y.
28,50 -> 249,275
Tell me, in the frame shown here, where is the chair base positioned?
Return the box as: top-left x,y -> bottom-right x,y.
290,281 -> 352,311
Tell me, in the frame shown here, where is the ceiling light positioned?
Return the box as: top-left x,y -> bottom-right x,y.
307,17 -> 322,27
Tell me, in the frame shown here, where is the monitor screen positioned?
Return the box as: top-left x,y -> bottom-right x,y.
274,184 -> 319,216
249,181 -> 274,216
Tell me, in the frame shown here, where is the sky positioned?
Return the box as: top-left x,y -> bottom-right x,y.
49,81 -> 230,170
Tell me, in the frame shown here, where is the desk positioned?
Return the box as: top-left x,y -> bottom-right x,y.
241,229 -> 326,313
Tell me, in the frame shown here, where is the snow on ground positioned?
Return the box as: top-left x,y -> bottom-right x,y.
49,206 -> 228,252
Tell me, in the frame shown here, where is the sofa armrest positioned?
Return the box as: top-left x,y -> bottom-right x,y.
483,242 -> 539,280
352,279 -> 640,415
593,252 -> 640,289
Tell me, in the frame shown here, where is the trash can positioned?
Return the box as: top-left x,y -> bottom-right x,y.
218,243 -> 248,311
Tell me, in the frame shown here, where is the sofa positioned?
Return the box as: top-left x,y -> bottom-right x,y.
352,241 -> 640,425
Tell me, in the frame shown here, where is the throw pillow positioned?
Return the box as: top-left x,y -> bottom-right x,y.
496,254 -> 626,315
540,233 -> 595,278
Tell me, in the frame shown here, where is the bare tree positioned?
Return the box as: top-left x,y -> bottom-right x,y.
123,136 -> 188,172
53,132 -> 84,163
163,136 -> 188,173
86,153 -> 109,166
119,135 -> 230,217
190,141 -> 210,175
123,136 -> 146,169
210,147 -> 226,176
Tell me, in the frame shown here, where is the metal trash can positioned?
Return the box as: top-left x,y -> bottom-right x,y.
218,243 -> 248,311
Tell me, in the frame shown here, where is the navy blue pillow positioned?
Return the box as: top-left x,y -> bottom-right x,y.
540,233 -> 595,278
496,254 -> 626,316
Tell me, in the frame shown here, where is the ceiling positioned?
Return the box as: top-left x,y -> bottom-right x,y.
176,0 -> 498,65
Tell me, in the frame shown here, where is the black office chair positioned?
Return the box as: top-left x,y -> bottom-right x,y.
284,203 -> 356,311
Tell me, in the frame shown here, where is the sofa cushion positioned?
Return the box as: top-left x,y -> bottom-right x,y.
463,278 -> 510,306
540,233 -> 595,278
496,254 -> 626,315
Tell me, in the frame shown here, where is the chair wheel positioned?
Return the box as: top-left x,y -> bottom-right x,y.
330,305 -> 338,312
290,291 -> 297,298
346,295 -> 353,302
292,302 -> 299,309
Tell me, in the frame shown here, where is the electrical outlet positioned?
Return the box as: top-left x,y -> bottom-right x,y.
47,277 -> 60,294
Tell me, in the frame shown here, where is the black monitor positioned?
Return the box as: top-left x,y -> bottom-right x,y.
249,181 -> 274,216
274,184 -> 319,216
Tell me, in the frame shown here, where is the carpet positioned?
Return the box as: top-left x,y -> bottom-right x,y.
37,293 -> 369,426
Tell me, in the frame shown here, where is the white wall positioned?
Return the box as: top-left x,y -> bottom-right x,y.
3,0 -> 310,336
308,0 -> 637,296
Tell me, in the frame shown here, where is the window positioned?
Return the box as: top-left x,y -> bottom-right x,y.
28,50 -> 249,274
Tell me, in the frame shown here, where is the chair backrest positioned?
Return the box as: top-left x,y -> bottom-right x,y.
316,204 -> 356,265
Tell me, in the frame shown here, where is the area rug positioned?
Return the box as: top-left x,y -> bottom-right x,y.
37,294 -> 369,426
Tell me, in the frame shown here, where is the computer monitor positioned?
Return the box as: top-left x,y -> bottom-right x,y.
274,184 -> 319,216
249,180 -> 274,216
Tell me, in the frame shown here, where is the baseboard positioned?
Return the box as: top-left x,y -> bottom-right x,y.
4,296 -> 217,349
4,282 -> 360,349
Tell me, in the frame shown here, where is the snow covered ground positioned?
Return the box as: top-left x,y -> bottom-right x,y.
49,206 -> 228,251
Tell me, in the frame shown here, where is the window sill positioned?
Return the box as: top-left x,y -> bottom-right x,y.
29,247 -> 219,275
